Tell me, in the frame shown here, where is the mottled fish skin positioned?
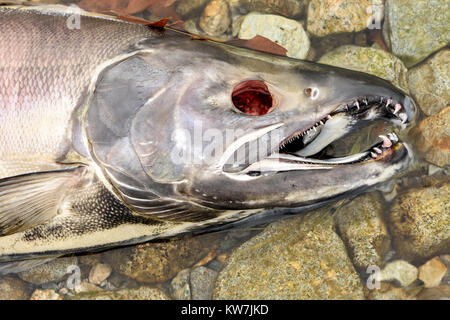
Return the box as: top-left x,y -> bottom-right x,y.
0,6 -> 153,178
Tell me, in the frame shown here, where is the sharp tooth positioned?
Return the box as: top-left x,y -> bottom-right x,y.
386,99 -> 392,107
374,147 -> 383,154
327,115 -> 332,120
393,103 -> 402,115
362,99 -> 368,105
371,152 -> 378,158
379,135 -> 392,148
355,101 -> 360,110
399,112 -> 407,123
313,127 -> 317,132
320,120 -> 324,125
388,133 -> 398,142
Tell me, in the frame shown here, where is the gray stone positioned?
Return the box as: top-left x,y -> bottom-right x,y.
319,45 -> 409,92
18,256 -> 78,285
102,233 -> 223,284
70,286 -> 170,300
389,180 -> 450,263
170,268 -> 191,300
89,263 -> 112,285
408,50 -> 450,116
334,192 -> 391,272
191,266 -> 217,300
383,0 -> 450,67
213,208 -> 365,299
379,260 -> 418,287
238,13 -> 310,59
307,0 -> 383,37
228,0 -> 306,18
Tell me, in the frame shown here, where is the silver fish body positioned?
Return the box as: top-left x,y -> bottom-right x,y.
0,5 -> 416,268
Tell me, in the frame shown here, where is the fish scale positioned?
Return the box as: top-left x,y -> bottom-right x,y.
0,6 -> 153,178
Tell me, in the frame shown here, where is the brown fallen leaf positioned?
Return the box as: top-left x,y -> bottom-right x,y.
227,35 -> 288,57
114,13 -> 170,28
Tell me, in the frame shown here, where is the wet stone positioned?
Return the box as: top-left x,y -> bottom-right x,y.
416,285 -> 450,300
383,0 -> 450,67
18,256 -> 78,285
89,263 -> 112,285
334,192 -> 391,272
388,179 -> 450,262
418,257 -> 448,288
364,282 -> 414,300
0,276 -> 31,300
190,266 -> 218,300
175,0 -> 209,18
70,286 -> 170,300
229,0 -> 305,18
199,0 -> 231,36
319,45 -> 409,92
213,208 -> 365,299
102,233 -> 223,284
378,260 -> 418,288
237,12 -> 310,59
30,289 -> 62,300
411,106 -> 450,168
170,268 -> 191,300
407,50 -> 449,116
307,0 -> 383,37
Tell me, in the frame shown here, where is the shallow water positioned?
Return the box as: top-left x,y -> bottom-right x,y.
0,0 -> 448,300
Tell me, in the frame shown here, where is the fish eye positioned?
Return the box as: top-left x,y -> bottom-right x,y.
304,87 -> 320,100
232,80 -> 273,116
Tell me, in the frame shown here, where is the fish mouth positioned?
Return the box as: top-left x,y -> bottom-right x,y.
223,95 -> 411,176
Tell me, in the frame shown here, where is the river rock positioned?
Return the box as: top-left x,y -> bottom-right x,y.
237,13 -> 310,59
18,256 -> 78,285
411,106 -> 450,168
170,268 -> 191,300
407,50 -> 449,116
383,0 -> 450,67
213,208 -> 365,299
70,286 -> 170,300
190,266 -> 217,300
319,45 -> 409,92
102,233 -> 223,284
365,282 -> 414,300
378,260 -> 418,287
307,0 -> 383,37
199,0 -> 231,36
89,263 -> 112,285
30,289 -> 62,300
388,180 -> 450,263
228,0 -> 306,18
0,276 -> 31,300
334,192 -> 391,272
418,257 -> 448,288
175,0 -> 209,17
417,285 -> 450,300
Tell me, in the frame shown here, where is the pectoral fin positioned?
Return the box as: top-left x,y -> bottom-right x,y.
0,168 -> 85,235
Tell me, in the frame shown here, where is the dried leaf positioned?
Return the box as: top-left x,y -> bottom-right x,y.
227,35 -> 287,57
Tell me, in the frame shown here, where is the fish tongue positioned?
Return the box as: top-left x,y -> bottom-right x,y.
295,114 -> 352,157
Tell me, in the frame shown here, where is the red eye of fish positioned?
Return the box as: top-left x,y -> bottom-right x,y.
232,80 -> 273,116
